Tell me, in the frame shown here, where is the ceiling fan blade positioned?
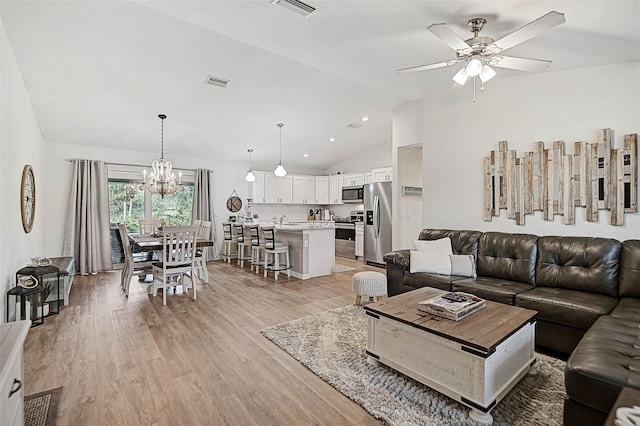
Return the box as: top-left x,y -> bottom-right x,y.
489,55 -> 551,72
427,23 -> 472,53
485,11 -> 565,54
396,60 -> 459,74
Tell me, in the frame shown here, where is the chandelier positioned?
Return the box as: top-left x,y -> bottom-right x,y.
139,114 -> 184,198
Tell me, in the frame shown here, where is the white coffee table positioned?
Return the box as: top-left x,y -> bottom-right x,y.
364,287 -> 537,424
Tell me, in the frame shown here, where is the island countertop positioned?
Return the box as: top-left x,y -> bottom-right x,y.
250,221 -> 335,231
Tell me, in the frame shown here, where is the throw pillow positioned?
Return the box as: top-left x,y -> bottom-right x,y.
413,237 -> 453,255
450,254 -> 477,278
409,251 -> 477,278
410,251 -> 451,274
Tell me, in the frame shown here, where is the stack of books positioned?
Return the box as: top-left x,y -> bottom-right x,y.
418,292 -> 486,321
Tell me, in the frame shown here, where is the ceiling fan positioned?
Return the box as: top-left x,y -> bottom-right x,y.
398,11 -> 566,99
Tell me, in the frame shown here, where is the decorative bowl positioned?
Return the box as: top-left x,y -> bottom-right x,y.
30,256 -> 52,267
18,275 -> 39,289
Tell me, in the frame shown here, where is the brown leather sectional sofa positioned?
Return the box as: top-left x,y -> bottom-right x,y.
383,229 -> 640,425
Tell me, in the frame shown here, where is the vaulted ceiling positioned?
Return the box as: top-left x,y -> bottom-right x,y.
2,1 -> 639,171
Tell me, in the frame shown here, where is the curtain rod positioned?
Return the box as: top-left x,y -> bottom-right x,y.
65,159 -> 212,172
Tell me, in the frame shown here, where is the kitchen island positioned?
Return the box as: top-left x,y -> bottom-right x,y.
253,221 -> 335,280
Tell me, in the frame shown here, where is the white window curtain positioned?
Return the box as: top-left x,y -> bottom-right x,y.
63,159 -> 113,274
192,169 -> 219,260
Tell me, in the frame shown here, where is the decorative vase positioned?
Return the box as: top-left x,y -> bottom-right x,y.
35,304 -> 49,319
15,300 -> 31,321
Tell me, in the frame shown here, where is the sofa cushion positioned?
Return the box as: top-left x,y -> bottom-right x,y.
452,276 -> 533,305
566,315 -> 640,414
409,251 -> 477,277
515,287 -> 618,330
402,272 -> 466,292
417,229 -> 481,256
610,298 -> 640,322
619,240 -> 640,297
536,236 -> 621,297
476,232 -> 538,286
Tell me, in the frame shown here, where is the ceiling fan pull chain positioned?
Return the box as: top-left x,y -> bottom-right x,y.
473,77 -> 477,103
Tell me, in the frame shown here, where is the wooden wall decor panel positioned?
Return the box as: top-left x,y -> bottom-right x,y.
532,142 -> 544,211
483,156 -> 493,221
544,149 -> 554,221
498,141 -> 508,209
524,152 -> 534,215
506,150 -> 517,219
587,143 -> 599,222
515,158 -> 526,225
563,154 -> 575,225
597,129 -> 612,210
624,134 -> 638,213
573,142 -> 587,206
610,149 -> 625,226
552,141 -> 564,214
483,128 -> 637,225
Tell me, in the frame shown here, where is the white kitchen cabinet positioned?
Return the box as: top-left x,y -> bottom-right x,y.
329,175 -> 343,204
342,172 -> 365,187
292,175 -> 316,204
371,166 -> 393,182
265,174 -> 293,204
315,176 -> 330,204
0,321 -> 30,426
364,171 -> 373,184
248,171 -> 267,204
355,223 -> 364,258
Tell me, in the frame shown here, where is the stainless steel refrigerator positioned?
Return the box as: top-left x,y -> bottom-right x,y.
364,182 -> 392,266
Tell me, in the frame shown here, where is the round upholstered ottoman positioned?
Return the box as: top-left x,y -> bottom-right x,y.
352,271 -> 387,306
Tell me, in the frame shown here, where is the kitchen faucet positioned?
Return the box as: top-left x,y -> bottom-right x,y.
279,214 -> 286,224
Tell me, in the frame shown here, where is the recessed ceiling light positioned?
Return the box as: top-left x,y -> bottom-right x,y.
362,116 -> 369,122
329,137 -> 335,142
303,154 -> 309,158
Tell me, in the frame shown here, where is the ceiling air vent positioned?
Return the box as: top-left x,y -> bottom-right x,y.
271,0 -> 316,18
347,123 -> 362,129
205,75 -> 230,88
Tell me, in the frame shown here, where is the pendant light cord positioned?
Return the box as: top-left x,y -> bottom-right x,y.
159,114 -> 167,159
278,123 -> 284,164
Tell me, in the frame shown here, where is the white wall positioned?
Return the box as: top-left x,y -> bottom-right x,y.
324,138 -> 392,175
419,62 -> 640,241
397,146 -> 423,248
43,142 -> 253,259
0,18 -> 46,322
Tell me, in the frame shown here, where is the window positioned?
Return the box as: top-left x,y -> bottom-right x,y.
107,164 -> 195,265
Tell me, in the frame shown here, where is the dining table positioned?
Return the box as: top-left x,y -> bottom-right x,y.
128,233 -> 214,252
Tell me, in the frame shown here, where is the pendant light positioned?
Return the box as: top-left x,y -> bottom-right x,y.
245,149 -> 256,183
273,123 -> 287,177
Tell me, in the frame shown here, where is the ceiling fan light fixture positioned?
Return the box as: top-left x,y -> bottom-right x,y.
479,65 -> 496,83
452,67 -> 469,86
465,57 -> 483,77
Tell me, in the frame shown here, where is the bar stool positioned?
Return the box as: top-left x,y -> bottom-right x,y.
235,223 -> 252,268
262,226 -> 290,280
221,222 -> 237,264
249,225 -> 265,274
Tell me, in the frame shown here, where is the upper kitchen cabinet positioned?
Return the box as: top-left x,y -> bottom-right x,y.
364,171 -> 373,184
248,171 -> 267,203
265,174 -> 293,204
342,172 -> 365,187
329,175 -> 343,204
292,175 -> 316,204
371,166 -> 393,182
315,176 -> 330,204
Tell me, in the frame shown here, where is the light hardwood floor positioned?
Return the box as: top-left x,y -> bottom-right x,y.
23,257 -> 384,425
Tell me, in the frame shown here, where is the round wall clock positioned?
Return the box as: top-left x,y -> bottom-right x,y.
20,164 -> 35,233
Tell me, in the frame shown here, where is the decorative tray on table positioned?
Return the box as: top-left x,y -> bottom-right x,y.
30,256 -> 52,267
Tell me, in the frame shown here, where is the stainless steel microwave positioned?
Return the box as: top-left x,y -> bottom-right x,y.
341,185 -> 364,203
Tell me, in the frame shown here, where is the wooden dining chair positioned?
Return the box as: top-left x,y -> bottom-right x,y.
152,225 -> 199,306
194,220 -> 212,282
139,219 -> 165,234
235,224 -> 252,268
117,223 -> 155,296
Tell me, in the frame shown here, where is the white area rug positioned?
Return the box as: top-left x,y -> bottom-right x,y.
331,264 -> 357,273
261,304 -> 566,425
